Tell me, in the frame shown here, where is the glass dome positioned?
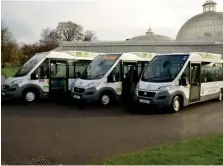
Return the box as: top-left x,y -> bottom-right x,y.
176,0 -> 223,41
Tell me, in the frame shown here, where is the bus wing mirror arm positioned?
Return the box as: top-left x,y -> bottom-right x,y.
107,75 -> 114,83
31,73 -> 38,80
180,77 -> 188,86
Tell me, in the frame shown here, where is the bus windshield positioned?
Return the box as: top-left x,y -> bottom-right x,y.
81,54 -> 121,80
142,54 -> 189,82
14,53 -> 47,77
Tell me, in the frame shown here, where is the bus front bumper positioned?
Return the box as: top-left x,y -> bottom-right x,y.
71,87 -> 99,103
1,84 -> 22,100
134,90 -> 172,107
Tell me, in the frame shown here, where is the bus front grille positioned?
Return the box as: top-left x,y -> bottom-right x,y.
138,91 -> 156,98
73,87 -> 85,94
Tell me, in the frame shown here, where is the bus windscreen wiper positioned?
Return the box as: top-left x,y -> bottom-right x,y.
91,74 -> 105,79
143,76 -> 161,81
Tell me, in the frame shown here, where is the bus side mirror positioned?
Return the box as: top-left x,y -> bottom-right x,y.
31,73 -> 38,80
107,75 -> 114,83
180,77 -> 188,86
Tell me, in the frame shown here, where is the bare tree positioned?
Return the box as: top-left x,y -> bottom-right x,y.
56,21 -> 84,41
1,21 -> 15,46
1,21 -> 17,63
83,30 -> 97,41
10,45 -> 23,71
39,28 -> 60,45
39,28 -> 51,45
49,29 -> 61,42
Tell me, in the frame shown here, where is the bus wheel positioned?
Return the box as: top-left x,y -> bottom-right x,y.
218,90 -> 223,101
170,96 -> 181,113
23,89 -> 38,103
100,93 -> 112,106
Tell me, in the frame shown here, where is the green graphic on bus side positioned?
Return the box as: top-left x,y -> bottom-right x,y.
76,51 -> 98,57
204,53 -> 214,59
215,63 -> 223,68
116,87 -> 122,92
76,52 -> 83,57
83,52 -> 89,56
42,85 -> 49,91
199,53 -> 219,59
141,53 -> 153,59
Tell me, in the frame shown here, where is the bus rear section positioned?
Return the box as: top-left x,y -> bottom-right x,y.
135,52 -> 223,112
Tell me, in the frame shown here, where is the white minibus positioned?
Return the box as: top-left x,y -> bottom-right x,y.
2,50 -> 100,102
72,52 -> 156,105
135,52 -> 223,112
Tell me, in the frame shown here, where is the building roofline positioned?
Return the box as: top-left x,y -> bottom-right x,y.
60,40 -> 223,46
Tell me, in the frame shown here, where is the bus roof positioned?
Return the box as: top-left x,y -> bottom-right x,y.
156,52 -> 222,63
62,50 -> 100,60
37,50 -> 101,60
127,52 -> 157,60
120,53 -> 155,62
191,52 -> 222,60
190,52 -> 222,62
97,52 -> 156,62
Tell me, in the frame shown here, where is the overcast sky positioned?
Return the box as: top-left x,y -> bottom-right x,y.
1,0 -> 223,44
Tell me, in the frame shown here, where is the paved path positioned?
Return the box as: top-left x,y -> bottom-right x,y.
1,100 -> 223,164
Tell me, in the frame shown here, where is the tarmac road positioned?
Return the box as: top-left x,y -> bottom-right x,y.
1,100 -> 223,165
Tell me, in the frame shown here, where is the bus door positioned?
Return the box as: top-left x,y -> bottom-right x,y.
122,62 -> 138,101
49,59 -> 68,98
189,63 -> 201,103
137,61 -> 149,82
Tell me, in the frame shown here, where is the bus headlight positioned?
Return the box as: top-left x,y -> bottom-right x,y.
158,85 -> 172,91
87,83 -> 100,88
10,79 -> 23,85
136,83 -> 139,89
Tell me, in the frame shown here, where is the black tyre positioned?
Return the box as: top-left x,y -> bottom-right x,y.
99,92 -> 113,106
217,90 -> 223,101
170,96 -> 181,113
22,89 -> 38,103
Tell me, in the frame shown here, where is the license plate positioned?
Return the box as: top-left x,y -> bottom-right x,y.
139,99 -> 150,104
2,92 -> 5,96
73,95 -> 80,99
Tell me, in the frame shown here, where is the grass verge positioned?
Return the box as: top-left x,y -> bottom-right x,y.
99,135 -> 223,165
1,67 -> 19,78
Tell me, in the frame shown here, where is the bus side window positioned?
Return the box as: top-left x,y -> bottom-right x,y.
75,61 -> 90,78
181,63 -> 190,84
34,59 -> 49,79
69,61 -> 75,78
51,62 -> 66,78
191,65 -> 200,84
201,65 -> 205,83
109,62 -> 121,82
137,63 -> 142,76
123,65 -> 128,78
201,62 -> 223,82
56,64 -> 66,77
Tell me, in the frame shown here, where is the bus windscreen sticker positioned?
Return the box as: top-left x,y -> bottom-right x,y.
71,82 -> 76,86
182,56 -> 187,61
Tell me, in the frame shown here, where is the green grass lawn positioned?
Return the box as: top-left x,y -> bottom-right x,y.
1,67 -> 19,78
99,135 -> 223,165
